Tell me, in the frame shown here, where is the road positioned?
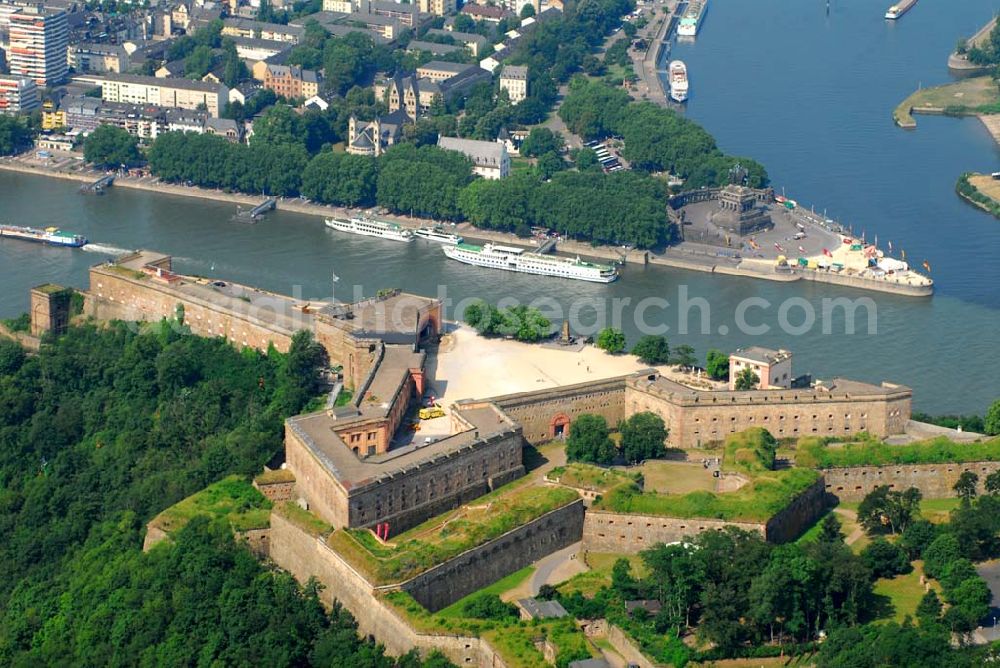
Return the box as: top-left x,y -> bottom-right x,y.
528,541 -> 586,595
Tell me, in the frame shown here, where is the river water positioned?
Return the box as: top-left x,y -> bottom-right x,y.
1,0 -> 999,414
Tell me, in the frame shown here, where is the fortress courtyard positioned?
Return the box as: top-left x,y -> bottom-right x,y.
426,324 -> 718,404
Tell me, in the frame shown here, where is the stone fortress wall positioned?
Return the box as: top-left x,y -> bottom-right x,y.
402,500 -> 585,611
581,477 -> 827,553
285,418 -> 525,533
490,377 -> 629,444
269,512 -> 513,667
86,258 -> 297,353
822,461 -> 1000,502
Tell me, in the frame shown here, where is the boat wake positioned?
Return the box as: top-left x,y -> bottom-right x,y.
83,243 -> 132,256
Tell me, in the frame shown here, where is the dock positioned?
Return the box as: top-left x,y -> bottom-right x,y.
233,198 -> 277,223
530,238 -> 557,255
79,174 -> 114,195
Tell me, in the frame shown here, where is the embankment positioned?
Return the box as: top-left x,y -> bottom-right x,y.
0,160 -> 932,296
956,172 -> 1000,219
948,17 -> 998,75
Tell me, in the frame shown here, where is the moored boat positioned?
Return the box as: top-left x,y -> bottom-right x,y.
414,226 -> 463,245
677,0 -> 707,36
0,224 -> 87,247
443,243 -> 619,283
669,60 -> 689,103
324,216 -> 414,242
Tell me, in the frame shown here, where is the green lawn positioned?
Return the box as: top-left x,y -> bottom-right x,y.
275,501 -> 333,537
797,435 -> 1000,469
638,460 -> 716,495
435,566 -> 535,618
873,561 -> 939,623
893,76 -> 1000,126
594,467 -> 821,522
548,462 -> 638,493
327,483 -> 580,584
151,475 -> 272,536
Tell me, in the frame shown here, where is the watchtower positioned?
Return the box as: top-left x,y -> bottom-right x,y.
30,284 -> 72,337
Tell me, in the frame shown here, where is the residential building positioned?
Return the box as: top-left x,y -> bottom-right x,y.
321,0 -> 353,12
229,36 -> 290,63
221,18 -> 304,43
74,73 -> 229,118
0,75 -> 39,114
499,64 -> 527,104
61,95 -> 164,139
346,109 -> 411,156
728,347 -> 794,391
8,7 -> 69,86
438,136 -> 509,180
459,3 -> 513,23
406,40 -> 462,57
69,43 -> 130,74
426,28 -> 488,57
262,63 -> 320,99
418,0 -> 455,17
154,59 -> 185,78
376,65 -> 490,118
416,60 -> 479,83
40,99 -> 66,128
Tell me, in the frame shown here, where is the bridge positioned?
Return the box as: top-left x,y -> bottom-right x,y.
233,198 -> 277,223
79,174 -> 114,195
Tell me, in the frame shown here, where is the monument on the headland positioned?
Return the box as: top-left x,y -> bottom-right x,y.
711,164 -> 773,235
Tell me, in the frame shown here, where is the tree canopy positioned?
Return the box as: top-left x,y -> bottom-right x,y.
83,124 -> 142,168
566,413 -> 616,465
0,323 -> 456,665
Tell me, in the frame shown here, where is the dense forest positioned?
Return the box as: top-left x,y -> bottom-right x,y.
0,324 -> 449,666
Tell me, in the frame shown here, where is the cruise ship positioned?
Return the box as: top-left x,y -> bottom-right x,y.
885,0 -> 917,19
414,226 -> 463,245
669,60 -> 689,103
0,225 -> 88,247
677,0 -> 707,37
324,216 -> 414,242
443,243 -> 619,283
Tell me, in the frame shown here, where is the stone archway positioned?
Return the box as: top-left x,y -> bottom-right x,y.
550,413 -> 571,439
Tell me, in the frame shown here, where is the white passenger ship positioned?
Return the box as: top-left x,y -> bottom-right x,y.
443,243 -> 619,283
677,0 -> 707,37
414,226 -> 463,245
324,216 -> 414,242
669,60 -> 689,103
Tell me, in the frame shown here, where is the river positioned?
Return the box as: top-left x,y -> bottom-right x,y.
1,0 -> 999,414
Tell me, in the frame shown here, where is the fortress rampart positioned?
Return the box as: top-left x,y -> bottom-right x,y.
582,477 -> 826,553
822,461 -> 1000,501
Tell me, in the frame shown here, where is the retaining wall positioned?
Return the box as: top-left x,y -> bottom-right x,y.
582,477 -> 827,552
402,499 -> 585,612
822,461 -> 1000,501
269,511 -> 511,666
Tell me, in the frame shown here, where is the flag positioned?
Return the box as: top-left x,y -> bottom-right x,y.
774,243 -> 784,252
823,248 -> 833,257
798,245 -> 806,253
901,249 -> 906,260
923,260 -> 931,272
888,240 -> 893,252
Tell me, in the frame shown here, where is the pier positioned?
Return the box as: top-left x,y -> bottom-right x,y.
530,238 -> 557,255
79,174 -> 114,195
233,198 -> 277,223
